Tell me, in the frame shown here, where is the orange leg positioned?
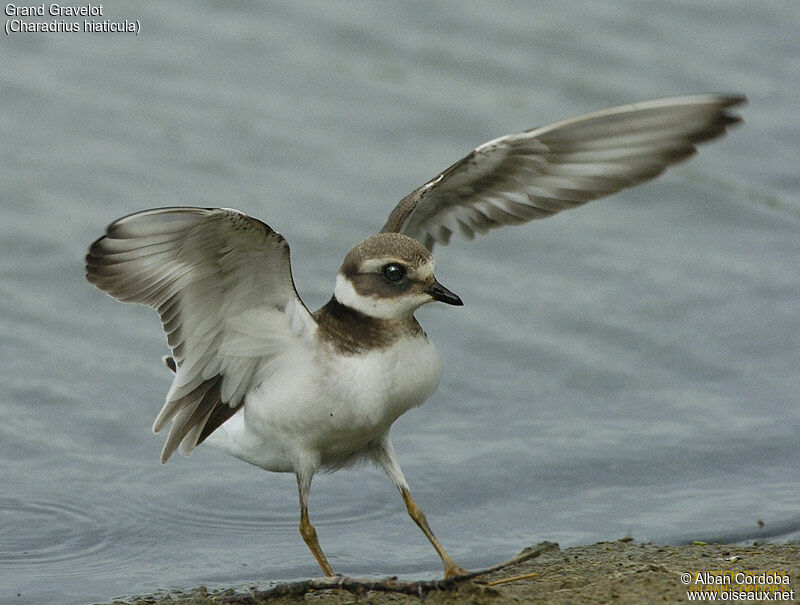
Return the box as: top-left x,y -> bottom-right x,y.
400,485 -> 468,578
372,438 -> 468,579
297,472 -> 335,577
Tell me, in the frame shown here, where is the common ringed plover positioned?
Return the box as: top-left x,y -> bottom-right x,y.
86,94 -> 745,578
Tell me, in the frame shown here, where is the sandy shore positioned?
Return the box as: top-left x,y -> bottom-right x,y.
108,540 -> 798,604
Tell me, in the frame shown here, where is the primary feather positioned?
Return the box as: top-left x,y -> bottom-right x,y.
381,94 -> 745,249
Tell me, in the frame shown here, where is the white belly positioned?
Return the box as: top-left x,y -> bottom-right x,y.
205,333 -> 442,472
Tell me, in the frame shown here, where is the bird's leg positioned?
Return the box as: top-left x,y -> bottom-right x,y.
372,438 -> 468,579
296,471 -> 335,577
399,485 -> 468,578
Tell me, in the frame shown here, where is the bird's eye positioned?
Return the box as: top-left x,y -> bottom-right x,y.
382,263 -> 406,282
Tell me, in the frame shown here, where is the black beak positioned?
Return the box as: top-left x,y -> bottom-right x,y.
427,279 -> 463,306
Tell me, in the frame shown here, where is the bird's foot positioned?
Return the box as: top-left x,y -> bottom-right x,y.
443,562 -> 470,579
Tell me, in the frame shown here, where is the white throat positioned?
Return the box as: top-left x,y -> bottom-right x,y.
333,273 -> 430,320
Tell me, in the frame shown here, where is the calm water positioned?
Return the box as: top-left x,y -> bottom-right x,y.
2,1 -> 798,603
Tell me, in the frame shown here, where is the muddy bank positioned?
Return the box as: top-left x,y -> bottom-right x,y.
108,540 -> 798,604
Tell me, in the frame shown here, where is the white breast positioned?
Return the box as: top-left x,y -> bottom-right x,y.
206,332 -> 443,472
314,334 -> 442,464
330,334 -> 442,424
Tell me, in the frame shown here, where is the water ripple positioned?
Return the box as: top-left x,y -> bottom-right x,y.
0,496 -> 110,568
101,463 -> 404,542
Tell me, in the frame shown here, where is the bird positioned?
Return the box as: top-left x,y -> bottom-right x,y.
85,94 -> 745,579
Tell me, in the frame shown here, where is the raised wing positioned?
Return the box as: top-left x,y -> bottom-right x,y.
86,207 -> 315,462
381,94 -> 746,249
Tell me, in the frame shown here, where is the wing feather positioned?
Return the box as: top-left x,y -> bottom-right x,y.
86,207 -> 316,462
381,94 -> 745,249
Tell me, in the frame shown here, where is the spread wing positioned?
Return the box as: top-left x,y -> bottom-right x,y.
86,207 -> 316,462
381,94 -> 746,249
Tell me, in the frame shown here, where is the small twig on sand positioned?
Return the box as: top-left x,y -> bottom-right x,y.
485,571 -> 539,586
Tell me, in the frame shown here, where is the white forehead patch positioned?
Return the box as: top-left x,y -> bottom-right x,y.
416,258 -> 435,281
